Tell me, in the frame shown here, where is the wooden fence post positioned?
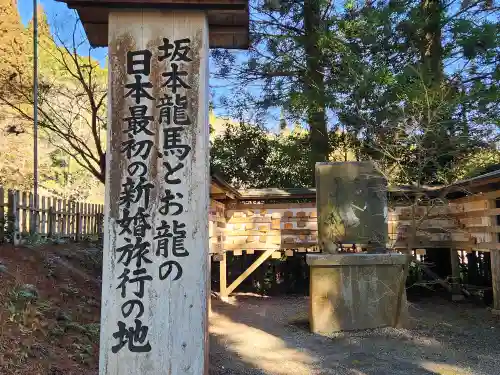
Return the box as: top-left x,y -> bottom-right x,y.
21,192 -> 27,234
7,190 -> 20,245
29,192 -> 35,234
61,199 -> 67,238
72,201 -> 77,240
48,206 -> 54,238
97,211 -> 104,238
76,202 -> 83,242
57,199 -> 62,238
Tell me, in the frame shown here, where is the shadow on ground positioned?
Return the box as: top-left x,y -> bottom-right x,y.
209,294 -> 500,375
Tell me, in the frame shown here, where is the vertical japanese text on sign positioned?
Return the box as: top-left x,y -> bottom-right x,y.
112,38 -> 194,354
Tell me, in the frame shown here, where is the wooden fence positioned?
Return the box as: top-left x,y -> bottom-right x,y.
0,186 -> 104,244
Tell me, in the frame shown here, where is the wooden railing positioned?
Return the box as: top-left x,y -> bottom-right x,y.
0,186 -> 104,244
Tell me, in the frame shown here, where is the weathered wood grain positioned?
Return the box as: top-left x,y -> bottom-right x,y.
100,11 -> 209,375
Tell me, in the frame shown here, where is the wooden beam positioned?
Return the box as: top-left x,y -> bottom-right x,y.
232,202 -> 317,209
281,229 -> 315,235
282,217 -> 317,222
237,188 -> 317,200
393,240 -> 476,249
473,242 -> 500,250
227,217 -> 272,223
448,208 -> 500,218
281,242 -> 317,249
487,198 -> 500,313
492,250 -> 500,313
225,248 -> 276,295
220,252 -> 228,299
223,230 -> 281,236
451,190 -> 500,204
460,225 -> 499,233
211,193 -> 230,200
223,242 -> 280,250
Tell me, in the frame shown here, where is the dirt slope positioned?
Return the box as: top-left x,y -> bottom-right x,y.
0,243 -> 101,375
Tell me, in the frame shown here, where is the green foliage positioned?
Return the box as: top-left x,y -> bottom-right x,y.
5,284 -> 45,331
210,121 -> 361,188
213,0 -> 499,186
332,0 -> 499,185
210,122 -> 314,188
23,232 -> 47,247
448,149 -> 500,181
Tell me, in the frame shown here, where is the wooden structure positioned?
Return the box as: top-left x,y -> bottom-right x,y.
53,0 -> 250,374
0,173 -> 230,244
208,170 -> 500,313
0,186 -> 103,244
58,0 -> 249,49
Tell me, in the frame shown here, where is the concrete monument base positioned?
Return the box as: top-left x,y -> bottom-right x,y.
306,253 -> 409,335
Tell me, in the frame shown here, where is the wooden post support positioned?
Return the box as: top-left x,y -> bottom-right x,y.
54,1 -> 249,373
488,199 -> 500,314
219,252 -> 228,300
450,249 -> 464,301
103,11 -> 211,375
225,248 -> 276,296
492,250 -> 500,314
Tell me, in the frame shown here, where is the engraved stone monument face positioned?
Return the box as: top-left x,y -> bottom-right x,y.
316,162 -> 388,252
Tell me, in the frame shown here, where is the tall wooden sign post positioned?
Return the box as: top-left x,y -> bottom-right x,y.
55,1 -> 248,374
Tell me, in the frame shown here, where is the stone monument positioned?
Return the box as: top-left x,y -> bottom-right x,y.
54,1 -> 249,374
307,162 -> 409,335
316,161 -> 388,252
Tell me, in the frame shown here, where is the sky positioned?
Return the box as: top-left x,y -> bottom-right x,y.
16,0 -> 282,131
18,0 -> 108,63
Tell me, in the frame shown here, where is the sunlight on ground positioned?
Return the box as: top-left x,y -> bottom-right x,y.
209,297 -> 488,375
210,310 -> 317,375
418,361 -> 475,375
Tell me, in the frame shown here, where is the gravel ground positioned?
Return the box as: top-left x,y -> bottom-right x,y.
209,294 -> 500,375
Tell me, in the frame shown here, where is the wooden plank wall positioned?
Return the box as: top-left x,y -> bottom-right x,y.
223,203 -> 319,255
389,205 -> 471,249
449,198 -> 497,249
222,203 -> 427,253
209,199 -> 226,253
219,192 -> 500,254
0,186 -> 104,243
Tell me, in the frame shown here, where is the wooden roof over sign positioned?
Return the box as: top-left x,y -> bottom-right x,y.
56,0 -> 249,49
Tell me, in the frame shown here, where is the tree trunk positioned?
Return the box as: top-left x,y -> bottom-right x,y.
304,0 -> 328,180
420,0 -> 443,86
99,152 -> 106,184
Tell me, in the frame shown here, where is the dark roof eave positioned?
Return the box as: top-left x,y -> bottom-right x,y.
211,172 -> 241,199
210,168 -> 500,202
